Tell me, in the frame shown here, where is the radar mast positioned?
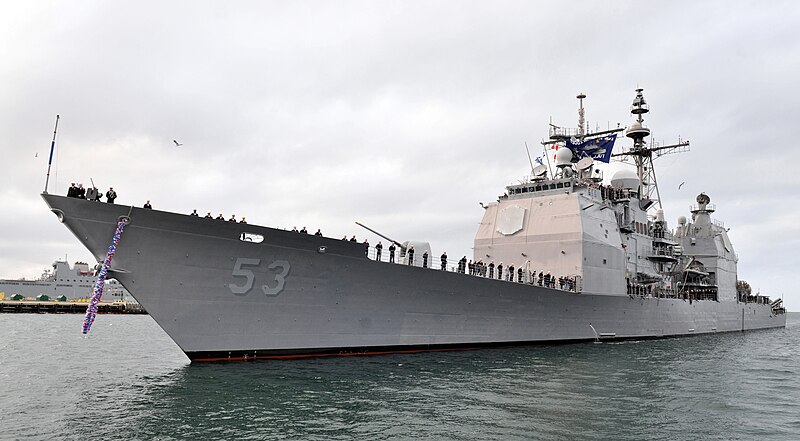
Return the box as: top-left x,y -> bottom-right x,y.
614,88 -> 690,210
577,92 -> 586,137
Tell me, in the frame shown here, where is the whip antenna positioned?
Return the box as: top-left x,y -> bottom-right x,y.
43,114 -> 60,194
524,141 -> 535,175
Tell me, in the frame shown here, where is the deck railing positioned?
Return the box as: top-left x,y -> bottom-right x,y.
364,247 -> 581,293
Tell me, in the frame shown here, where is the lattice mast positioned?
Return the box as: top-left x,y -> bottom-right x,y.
620,89 -> 690,210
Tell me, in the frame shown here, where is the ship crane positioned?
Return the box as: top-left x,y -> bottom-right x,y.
611,88 -> 690,210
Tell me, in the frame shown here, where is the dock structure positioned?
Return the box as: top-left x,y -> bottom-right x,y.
0,300 -> 146,314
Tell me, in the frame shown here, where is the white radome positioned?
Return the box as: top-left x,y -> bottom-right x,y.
610,168 -> 639,190
555,147 -> 573,166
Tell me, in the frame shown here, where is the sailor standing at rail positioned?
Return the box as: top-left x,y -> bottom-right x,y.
423,251 -> 428,268
105,187 -> 117,204
407,247 -> 415,266
375,241 -> 383,261
389,243 -> 396,263
363,239 -> 369,257
497,263 -> 503,280
440,252 -> 447,270
488,261 -> 495,278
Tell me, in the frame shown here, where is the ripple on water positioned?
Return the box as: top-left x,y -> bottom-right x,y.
1,313 -> 799,440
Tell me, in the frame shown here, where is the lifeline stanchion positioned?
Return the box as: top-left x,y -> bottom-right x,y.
82,218 -> 127,334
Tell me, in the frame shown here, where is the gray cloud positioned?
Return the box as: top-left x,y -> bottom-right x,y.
2,1 -> 798,307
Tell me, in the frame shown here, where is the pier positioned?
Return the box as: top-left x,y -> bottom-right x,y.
0,300 -> 146,314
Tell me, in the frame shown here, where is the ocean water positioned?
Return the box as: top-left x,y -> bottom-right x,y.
1,313 -> 798,441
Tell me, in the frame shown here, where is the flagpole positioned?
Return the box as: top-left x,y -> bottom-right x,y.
43,114 -> 60,194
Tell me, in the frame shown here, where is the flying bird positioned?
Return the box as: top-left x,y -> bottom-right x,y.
173,140 -> 183,147
678,181 -> 685,190
35,152 -> 38,158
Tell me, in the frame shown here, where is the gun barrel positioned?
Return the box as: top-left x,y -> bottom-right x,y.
354,221 -> 404,249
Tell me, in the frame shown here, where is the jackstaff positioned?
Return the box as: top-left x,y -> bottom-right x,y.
43,114 -> 60,194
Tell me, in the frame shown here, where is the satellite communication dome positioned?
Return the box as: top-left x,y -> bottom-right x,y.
555,147 -> 573,166
610,169 -> 639,190
678,216 -> 687,225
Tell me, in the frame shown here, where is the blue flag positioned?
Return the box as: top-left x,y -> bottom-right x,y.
566,134 -> 617,163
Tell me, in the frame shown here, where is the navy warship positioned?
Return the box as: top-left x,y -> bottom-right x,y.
42,89 -> 785,361
0,259 -> 129,302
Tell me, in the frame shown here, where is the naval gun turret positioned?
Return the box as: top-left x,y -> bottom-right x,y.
355,221 -> 433,268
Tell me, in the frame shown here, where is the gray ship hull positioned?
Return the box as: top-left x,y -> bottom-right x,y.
42,194 -> 785,361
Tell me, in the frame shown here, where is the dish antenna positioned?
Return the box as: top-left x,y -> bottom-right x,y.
577,157 -> 594,171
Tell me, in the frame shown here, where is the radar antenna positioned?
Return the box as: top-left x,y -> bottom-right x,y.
543,93 -> 624,146
612,88 -> 690,209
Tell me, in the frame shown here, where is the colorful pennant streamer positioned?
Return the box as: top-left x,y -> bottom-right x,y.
82,218 -> 127,334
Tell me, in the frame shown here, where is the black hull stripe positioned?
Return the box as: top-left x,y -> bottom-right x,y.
184,328 -> 777,362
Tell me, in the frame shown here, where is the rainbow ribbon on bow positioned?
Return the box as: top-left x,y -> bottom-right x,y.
82,218 -> 127,334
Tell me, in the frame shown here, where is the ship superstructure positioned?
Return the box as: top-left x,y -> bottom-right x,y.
0,260 -> 130,302
474,89 -> 777,310
41,89 -> 784,361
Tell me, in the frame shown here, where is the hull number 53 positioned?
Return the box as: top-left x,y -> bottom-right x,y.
228,257 -> 291,296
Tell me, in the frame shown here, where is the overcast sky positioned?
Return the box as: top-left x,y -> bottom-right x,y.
2,1 -> 798,308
